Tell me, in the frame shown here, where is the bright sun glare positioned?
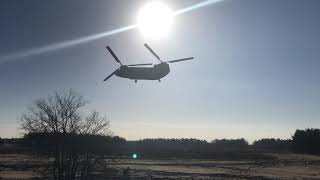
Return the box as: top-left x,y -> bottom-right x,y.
137,2 -> 173,40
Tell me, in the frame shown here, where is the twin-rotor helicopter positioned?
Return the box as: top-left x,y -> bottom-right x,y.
103,44 -> 194,82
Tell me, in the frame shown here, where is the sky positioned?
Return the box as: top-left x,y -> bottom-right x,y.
1,0 -> 320,142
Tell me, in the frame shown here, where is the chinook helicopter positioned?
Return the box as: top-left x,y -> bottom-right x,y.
103,43 -> 194,82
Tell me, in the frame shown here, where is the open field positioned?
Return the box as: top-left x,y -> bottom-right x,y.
1,153 -> 320,179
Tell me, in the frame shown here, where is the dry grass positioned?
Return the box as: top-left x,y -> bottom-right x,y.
109,154 -> 320,179
0,154 -> 47,180
1,153 -> 320,179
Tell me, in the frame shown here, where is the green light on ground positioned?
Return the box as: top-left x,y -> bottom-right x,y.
132,153 -> 138,159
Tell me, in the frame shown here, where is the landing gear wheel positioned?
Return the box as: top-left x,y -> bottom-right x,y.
158,79 -> 161,82
135,80 -> 137,83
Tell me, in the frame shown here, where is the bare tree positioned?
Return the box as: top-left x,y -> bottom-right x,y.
20,90 -> 110,180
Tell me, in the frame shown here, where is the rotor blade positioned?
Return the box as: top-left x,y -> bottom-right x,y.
106,46 -> 122,65
168,57 -> 194,63
144,43 -> 163,62
103,69 -> 118,81
127,63 -> 153,67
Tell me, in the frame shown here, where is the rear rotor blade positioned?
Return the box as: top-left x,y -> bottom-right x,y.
127,63 -> 153,67
103,69 -> 118,81
144,43 -> 163,63
106,46 -> 122,65
168,57 -> 194,63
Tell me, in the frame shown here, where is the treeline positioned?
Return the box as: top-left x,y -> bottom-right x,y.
252,128 -> 320,154
1,128 -> 320,157
127,138 -> 254,159
292,128 -> 320,154
23,132 -> 126,155
253,138 -> 292,152
0,137 -> 23,145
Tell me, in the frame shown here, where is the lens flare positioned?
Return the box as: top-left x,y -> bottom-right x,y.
0,0 -> 225,64
132,153 -> 138,159
174,0 -> 224,15
0,25 -> 136,64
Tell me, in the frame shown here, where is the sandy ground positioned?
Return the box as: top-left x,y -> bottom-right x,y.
108,154 -> 320,179
1,153 -> 320,179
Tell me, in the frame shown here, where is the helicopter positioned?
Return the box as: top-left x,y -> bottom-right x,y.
103,43 -> 194,82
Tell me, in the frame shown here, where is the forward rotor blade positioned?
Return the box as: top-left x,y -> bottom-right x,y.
144,43 -> 163,62
168,57 -> 194,63
103,69 -> 118,81
127,63 -> 153,67
106,46 -> 122,65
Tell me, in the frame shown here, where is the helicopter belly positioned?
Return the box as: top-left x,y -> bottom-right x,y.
116,66 -> 169,80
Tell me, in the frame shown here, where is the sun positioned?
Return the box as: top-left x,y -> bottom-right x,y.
137,2 -> 173,40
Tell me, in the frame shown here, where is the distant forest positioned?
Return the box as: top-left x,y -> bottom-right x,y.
1,128 -> 320,157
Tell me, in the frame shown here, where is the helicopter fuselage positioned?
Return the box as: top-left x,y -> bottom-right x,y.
115,62 -> 170,80
103,44 -> 193,82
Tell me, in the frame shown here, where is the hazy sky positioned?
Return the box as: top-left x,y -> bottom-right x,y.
1,0 -> 320,142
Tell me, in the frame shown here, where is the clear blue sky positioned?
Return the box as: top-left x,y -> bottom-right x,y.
1,0 -> 320,141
